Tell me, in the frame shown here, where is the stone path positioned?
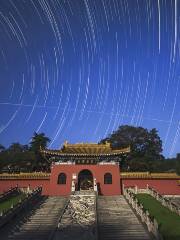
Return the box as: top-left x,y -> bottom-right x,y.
2,193 -> 153,240
97,196 -> 152,240
8,196 -> 67,240
53,190 -> 96,240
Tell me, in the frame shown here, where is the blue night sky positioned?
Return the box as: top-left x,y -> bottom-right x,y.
0,0 -> 180,157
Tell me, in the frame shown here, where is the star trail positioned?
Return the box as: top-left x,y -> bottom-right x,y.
0,0 -> 180,157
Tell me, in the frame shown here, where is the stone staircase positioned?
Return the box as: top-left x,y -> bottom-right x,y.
7,196 -> 67,240
3,194 -> 153,240
97,196 -> 152,240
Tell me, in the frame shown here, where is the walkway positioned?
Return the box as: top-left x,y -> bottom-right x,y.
8,196 -> 67,240
97,196 -> 152,240
53,190 -> 96,240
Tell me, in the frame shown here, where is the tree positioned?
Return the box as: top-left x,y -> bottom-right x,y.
0,144 -> 5,152
30,132 -> 50,152
100,125 -> 163,171
0,133 -> 51,173
144,128 -> 162,158
30,132 -> 51,171
177,153 -> 180,161
8,143 -> 27,153
0,142 -> 34,173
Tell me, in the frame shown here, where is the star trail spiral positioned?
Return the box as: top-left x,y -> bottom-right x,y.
0,0 -> 180,157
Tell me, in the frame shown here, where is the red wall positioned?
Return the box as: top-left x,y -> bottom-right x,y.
0,180 -> 50,195
49,163 -> 121,196
0,171 -> 179,196
122,179 -> 180,195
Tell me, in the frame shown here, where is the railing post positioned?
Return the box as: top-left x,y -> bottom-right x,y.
178,208 -> 180,216
139,204 -> 144,221
71,180 -> 75,193
135,185 -> 138,194
146,184 -> 149,194
94,178 -> 97,192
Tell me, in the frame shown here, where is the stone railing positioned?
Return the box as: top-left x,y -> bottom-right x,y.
0,187 -> 42,228
147,186 -> 180,216
123,184 -> 180,216
122,184 -> 149,194
0,186 -> 19,203
94,191 -> 98,240
124,188 -> 163,240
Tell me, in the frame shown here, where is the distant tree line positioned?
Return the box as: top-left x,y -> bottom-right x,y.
0,133 -> 50,173
0,125 -> 180,174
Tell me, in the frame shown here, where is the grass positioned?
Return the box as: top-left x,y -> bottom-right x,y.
0,193 -> 26,213
136,193 -> 180,240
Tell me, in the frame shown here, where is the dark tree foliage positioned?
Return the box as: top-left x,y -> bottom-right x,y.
164,155 -> 180,175
0,132 -> 51,173
8,143 -> 29,153
29,132 -> 51,171
30,132 -> 50,152
177,153 -> 180,161
100,125 -> 163,172
0,127 -> 179,174
0,148 -> 36,172
0,144 -> 5,152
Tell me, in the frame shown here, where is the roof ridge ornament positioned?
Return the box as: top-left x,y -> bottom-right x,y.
64,140 -> 68,147
105,141 -> 111,147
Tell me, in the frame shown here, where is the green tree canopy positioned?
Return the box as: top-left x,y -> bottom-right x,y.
0,145 -> 35,172
0,133 -> 51,172
30,132 -> 51,171
8,143 -> 28,153
100,125 -> 163,171
30,132 -> 50,152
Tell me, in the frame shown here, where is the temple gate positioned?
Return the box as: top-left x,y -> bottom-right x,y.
41,141 -> 130,196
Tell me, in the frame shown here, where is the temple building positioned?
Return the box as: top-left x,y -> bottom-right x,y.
0,141 -> 179,196
41,141 -> 130,195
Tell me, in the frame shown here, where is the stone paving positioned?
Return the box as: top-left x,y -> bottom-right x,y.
97,196 -> 152,240
53,190 -> 96,240
0,192 -> 155,240
7,196 -> 67,240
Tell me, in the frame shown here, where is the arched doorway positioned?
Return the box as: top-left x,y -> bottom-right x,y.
78,169 -> 93,190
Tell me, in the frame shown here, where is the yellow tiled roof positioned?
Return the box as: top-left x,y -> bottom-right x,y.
121,172 -> 180,179
0,172 -> 179,180
0,172 -> 50,179
41,141 -> 130,156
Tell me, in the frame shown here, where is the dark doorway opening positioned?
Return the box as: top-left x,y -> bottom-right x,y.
78,169 -> 93,190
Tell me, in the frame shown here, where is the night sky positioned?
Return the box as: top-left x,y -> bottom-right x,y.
0,0 -> 180,157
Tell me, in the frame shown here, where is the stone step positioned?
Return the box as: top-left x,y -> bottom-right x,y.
7,197 -> 67,240
97,196 -> 152,240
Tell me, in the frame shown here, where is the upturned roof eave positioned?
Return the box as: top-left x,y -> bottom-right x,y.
41,149 -> 128,157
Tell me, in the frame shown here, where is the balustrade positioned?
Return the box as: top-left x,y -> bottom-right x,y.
0,187 -> 42,228
124,187 -> 163,240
